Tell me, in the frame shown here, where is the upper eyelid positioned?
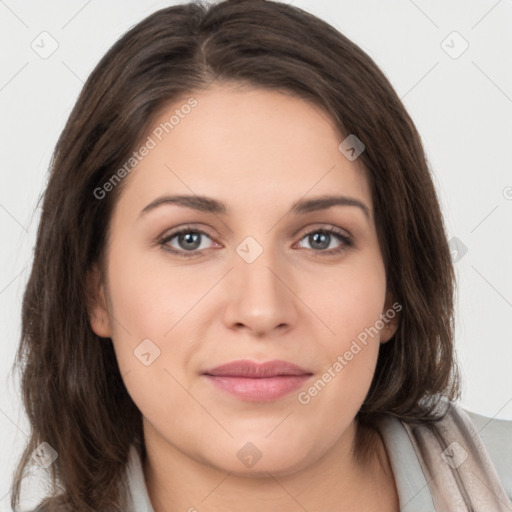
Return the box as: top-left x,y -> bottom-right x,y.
160,223 -> 351,239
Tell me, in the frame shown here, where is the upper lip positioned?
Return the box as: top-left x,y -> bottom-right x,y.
202,359 -> 312,378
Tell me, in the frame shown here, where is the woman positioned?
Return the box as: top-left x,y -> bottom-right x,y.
10,0 -> 512,511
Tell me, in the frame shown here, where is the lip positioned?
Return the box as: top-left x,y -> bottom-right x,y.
202,359 -> 313,402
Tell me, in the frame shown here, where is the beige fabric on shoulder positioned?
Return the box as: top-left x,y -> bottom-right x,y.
401,400 -> 512,511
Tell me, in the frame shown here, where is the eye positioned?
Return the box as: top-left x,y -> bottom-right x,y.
296,227 -> 353,255
159,226 -> 217,257
158,225 -> 353,258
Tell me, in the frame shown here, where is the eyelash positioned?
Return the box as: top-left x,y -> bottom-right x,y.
158,225 -> 353,258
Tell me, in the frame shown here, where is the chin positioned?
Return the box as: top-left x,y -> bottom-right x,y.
197,437 -> 314,477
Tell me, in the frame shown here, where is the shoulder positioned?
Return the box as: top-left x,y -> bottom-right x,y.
393,398 -> 512,507
460,404 -> 512,499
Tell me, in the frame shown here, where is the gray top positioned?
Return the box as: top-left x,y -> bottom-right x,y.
125,404 -> 512,511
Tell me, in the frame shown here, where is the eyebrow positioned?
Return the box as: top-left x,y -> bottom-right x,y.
139,194 -> 371,220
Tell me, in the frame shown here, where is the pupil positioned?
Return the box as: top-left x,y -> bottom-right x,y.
311,232 -> 329,250
180,232 -> 200,250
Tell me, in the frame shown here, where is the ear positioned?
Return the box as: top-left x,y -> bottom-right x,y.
379,289 -> 400,344
85,264 -> 112,339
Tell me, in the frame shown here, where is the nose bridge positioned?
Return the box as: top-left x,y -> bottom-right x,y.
235,234 -> 284,302
224,234 -> 296,333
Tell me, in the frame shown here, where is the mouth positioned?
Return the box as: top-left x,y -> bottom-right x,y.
202,359 -> 313,402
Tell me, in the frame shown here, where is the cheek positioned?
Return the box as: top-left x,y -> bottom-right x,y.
104,244 -> 213,387
104,250 -> 196,426
310,258 -> 386,350
300,257 -> 385,407
106,243 -> 204,335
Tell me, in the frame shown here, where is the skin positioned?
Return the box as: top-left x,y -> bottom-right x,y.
88,82 -> 400,511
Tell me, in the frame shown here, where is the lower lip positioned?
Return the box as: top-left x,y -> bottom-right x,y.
203,374 -> 312,401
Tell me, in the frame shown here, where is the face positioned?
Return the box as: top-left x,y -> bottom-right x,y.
88,82 -> 398,476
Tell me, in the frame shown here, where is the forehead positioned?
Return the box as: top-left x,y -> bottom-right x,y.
115,83 -> 372,220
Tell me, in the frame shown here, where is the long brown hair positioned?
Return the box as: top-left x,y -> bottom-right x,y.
11,0 -> 461,510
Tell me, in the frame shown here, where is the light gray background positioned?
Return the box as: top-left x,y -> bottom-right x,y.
1,0 -> 511,509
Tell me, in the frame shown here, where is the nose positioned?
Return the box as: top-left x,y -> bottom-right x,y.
222,243 -> 299,337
